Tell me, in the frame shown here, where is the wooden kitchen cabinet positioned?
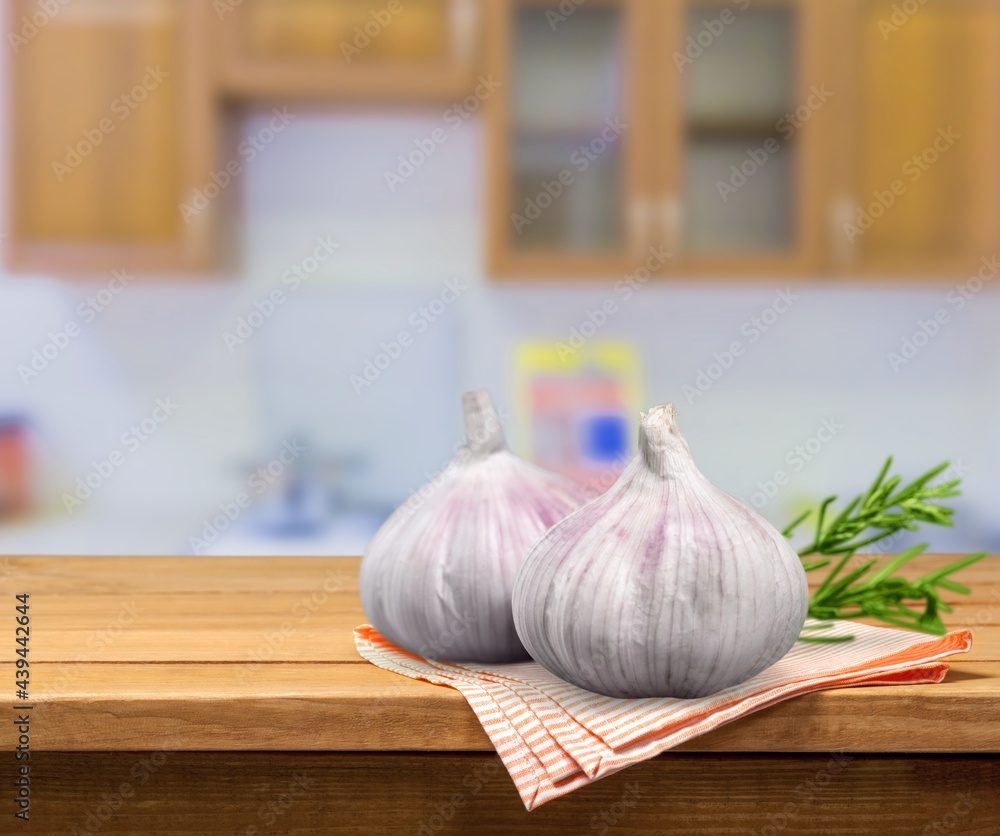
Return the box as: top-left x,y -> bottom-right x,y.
218,0 -> 480,100
487,0 -> 1000,279
487,0 -> 826,279
829,0 -> 1000,276
652,0 -> 828,276
486,0 -> 655,279
6,0 -> 217,275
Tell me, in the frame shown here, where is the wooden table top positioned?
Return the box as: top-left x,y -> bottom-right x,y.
1,554 -> 998,753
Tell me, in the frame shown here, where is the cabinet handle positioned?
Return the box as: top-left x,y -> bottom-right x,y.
659,195 -> 682,256
830,196 -> 856,269
629,196 -> 652,259
450,0 -> 477,67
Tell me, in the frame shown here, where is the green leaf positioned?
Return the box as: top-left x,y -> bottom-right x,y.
786,458 -> 981,638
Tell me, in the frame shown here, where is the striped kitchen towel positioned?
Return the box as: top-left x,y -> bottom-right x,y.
354,621 -> 971,810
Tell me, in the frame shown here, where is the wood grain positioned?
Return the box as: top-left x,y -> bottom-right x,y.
0,554 -> 997,756
1,660 -> 999,753
217,0 -> 479,100
4,596 -> 1000,663
6,0 -> 217,274
836,0 -> 1000,275
5,752 -> 999,835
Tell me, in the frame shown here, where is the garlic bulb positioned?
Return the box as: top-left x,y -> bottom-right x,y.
360,391 -> 596,663
512,404 -> 808,699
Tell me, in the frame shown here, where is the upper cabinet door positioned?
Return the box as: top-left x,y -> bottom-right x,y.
652,0 -> 826,276
487,0 -> 655,279
218,0 -> 480,100
831,0 -> 1000,276
7,0 -> 215,275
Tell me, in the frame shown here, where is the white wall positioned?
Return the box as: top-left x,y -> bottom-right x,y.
1,100 -> 996,553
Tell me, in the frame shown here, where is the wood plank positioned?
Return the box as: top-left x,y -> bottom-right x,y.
240,0 -> 450,62
11,752 -> 1000,834
3,661 -> 997,753
833,0 -> 1000,276
2,554 -> 997,756
6,553 -> 998,593
217,0 -> 480,101
5,605 -> 1000,663
2,556 -> 363,592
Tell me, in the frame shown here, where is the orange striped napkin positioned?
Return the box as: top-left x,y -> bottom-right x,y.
354,621 -> 971,810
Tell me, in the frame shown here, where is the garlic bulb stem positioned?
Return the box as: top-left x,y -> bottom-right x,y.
638,404 -> 692,477
463,390 -> 506,456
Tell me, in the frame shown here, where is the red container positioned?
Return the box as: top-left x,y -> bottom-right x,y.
0,417 -> 30,519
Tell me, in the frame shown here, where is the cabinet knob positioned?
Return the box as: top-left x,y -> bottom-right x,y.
629,196 -> 652,259
450,0 -> 478,66
830,196 -> 857,269
660,195 -> 682,256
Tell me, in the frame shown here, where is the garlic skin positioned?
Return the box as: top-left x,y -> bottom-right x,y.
512,404 -> 808,699
360,391 -> 596,663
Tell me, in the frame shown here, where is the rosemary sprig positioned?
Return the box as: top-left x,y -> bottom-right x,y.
784,458 -> 986,641
783,457 -> 961,558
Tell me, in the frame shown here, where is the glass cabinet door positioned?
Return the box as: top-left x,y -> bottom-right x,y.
654,0 -> 824,274
489,0 -> 649,277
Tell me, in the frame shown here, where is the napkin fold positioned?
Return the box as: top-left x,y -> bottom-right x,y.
354,621 -> 972,810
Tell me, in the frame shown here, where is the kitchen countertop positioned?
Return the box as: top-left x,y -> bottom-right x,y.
3,554 -> 998,753
2,554 -> 999,833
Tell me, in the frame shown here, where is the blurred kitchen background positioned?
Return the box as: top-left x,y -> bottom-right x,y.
1,0 -> 998,556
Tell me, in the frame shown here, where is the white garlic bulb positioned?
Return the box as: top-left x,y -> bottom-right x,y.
360,391 -> 596,663
512,404 -> 808,698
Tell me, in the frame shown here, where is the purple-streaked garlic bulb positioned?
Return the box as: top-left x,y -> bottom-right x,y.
360,390 -> 596,663
512,404 -> 808,698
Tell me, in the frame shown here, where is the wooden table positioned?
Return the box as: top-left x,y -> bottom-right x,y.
2,555 -> 998,834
